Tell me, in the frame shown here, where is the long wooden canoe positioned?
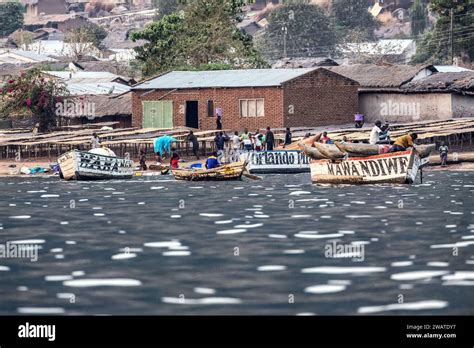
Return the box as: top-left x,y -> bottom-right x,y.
310,149 -> 421,185
298,144 -> 327,160
313,142 -> 346,160
335,142 -> 435,159
173,161 -> 246,181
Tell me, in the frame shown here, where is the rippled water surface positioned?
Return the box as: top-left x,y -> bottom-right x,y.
0,171 -> 473,315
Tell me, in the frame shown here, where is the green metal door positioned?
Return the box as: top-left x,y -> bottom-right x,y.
142,101 -> 173,128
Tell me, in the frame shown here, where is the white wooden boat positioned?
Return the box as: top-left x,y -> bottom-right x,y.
310,149 -> 423,185
58,148 -> 133,181
240,150 -> 310,174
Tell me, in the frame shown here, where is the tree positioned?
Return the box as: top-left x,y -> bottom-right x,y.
411,0 -> 427,36
64,23 -> 107,60
0,1 -> 24,37
132,0 -> 268,76
332,0 -> 376,40
412,0 -> 474,64
0,70 -> 69,132
258,1 -> 338,59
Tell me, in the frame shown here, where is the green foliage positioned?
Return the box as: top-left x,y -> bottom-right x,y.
411,0 -> 427,36
65,23 -> 107,49
132,0 -> 268,76
332,0 -> 376,40
258,1 -> 338,59
0,70 -> 69,132
412,0 -> 474,64
153,0 -> 183,18
0,1 -> 24,37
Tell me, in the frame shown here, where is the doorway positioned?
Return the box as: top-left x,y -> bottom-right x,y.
185,101 -> 199,129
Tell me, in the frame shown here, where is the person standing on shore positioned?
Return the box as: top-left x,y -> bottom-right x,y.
232,131 -> 241,151
439,142 -> 449,167
187,130 -> 200,160
216,107 -> 222,130
91,133 -> 101,149
284,127 -> 292,148
265,127 -> 275,151
241,128 -> 252,151
139,148 -> 147,171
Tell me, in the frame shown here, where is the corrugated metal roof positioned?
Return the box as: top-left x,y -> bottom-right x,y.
46,71 -> 122,80
433,65 -> 472,73
66,82 -> 131,96
133,69 -> 317,90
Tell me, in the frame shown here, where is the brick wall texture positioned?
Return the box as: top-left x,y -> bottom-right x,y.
131,68 -> 359,131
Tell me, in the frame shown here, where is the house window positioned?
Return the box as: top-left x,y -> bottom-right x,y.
239,99 -> 264,117
207,100 -> 214,117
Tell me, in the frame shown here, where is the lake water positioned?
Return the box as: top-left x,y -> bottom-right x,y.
0,171 -> 473,315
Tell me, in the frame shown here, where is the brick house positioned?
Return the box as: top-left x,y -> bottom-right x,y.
131,68 -> 359,131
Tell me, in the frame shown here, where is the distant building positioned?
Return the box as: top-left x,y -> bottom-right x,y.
331,64 -> 474,122
0,49 -> 57,64
131,68 -> 359,130
337,39 -> 416,64
22,0 -> 68,18
273,57 -> 339,69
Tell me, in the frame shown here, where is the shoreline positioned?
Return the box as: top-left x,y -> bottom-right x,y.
1,158 -> 474,178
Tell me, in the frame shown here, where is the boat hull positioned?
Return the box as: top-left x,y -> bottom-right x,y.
58,150 -> 134,181
310,149 -> 421,185
173,161 -> 246,181
240,150 -> 310,174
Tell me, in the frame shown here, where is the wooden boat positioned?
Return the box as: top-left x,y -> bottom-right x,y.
172,161 -> 246,181
278,134 -> 321,150
58,148 -> 133,181
310,149 -> 422,185
298,144 -> 328,160
240,150 -> 310,174
313,142 -> 346,159
335,142 -> 435,159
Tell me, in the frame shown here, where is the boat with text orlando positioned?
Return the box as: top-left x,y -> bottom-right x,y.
240,150 -> 311,174
58,147 -> 134,181
309,149 -> 422,184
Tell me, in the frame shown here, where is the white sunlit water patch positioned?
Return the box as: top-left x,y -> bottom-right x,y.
390,271 -> 449,281
302,266 -> 386,274
161,297 -> 242,305
357,300 -> 448,314
304,284 -> 347,294
63,278 -> 142,287
216,229 -> 247,235
257,265 -> 287,272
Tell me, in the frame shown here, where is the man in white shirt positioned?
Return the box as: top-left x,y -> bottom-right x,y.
369,121 -> 382,145
232,131 -> 241,150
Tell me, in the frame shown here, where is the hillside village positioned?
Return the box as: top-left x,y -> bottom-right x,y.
0,0 -> 473,138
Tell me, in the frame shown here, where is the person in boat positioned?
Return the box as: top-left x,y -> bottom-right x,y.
439,142 -> 449,167
205,151 -> 220,169
369,121 -> 383,145
283,127 -> 292,148
378,122 -> 391,144
241,128 -> 253,151
391,133 -> 418,152
320,132 -> 331,144
91,133 -> 101,149
340,136 -> 349,144
139,149 -> 147,171
187,131 -> 200,160
265,126 -> 275,151
170,148 -> 180,169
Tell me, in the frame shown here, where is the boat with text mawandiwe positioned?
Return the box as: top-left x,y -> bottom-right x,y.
58,148 -> 133,181
309,149 -> 422,185
240,150 -> 310,174
172,161 -> 246,181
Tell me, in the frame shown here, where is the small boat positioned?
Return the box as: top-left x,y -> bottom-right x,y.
310,149 -> 422,185
172,161 -> 246,181
58,148 -> 133,181
240,150 -> 310,174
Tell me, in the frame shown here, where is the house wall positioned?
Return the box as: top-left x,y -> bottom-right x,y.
452,94 -> 474,118
282,68 -> 359,127
359,92 -> 453,123
26,0 -> 67,16
132,87 -> 285,131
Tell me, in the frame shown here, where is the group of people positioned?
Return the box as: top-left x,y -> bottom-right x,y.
231,127 -> 278,152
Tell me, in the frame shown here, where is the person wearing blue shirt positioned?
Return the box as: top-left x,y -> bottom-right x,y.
205,152 -> 220,169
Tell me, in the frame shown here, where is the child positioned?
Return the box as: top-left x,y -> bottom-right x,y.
170,149 -> 180,169
139,149 -> 147,171
439,142 -> 449,167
